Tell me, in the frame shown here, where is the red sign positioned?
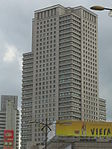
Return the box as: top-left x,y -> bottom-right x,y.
4,147 -> 13,149
4,130 -> 14,149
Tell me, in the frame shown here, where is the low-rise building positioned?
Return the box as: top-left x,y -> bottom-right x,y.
0,95 -> 19,149
0,111 -> 6,149
47,136 -> 112,149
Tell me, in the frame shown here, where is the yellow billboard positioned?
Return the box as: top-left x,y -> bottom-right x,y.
56,120 -> 112,137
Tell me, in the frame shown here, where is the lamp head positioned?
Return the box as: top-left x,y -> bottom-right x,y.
90,6 -> 105,11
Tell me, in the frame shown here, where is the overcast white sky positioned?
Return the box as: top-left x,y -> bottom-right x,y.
0,0 -> 112,121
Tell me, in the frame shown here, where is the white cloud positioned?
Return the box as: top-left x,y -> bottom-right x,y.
3,44 -> 22,71
3,45 -> 17,62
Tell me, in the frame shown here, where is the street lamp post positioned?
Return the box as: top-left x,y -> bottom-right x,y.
41,118 -> 52,149
90,5 -> 112,17
30,118 -> 52,149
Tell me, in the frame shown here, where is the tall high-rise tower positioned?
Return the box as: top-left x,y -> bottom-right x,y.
21,4 -> 99,148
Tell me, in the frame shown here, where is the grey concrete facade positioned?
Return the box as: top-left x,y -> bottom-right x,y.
21,4 -> 106,148
21,52 -> 33,148
0,111 -> 6,149
0,95 -> 19,149
99,98 -> 106,121
1,95 -> 18,111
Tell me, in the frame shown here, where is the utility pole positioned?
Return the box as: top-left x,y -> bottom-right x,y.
41,118 -> 51,149
30,118 -> 51,149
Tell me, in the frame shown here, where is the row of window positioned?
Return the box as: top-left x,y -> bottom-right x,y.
36,8 -> 57,19
36,90 -> 56,94
36,44 -> 56,49
83,19 -> 96,28
83,87 -> 97,93
83,82 -> 97,88
83,10 -> 96,23
37,23 -> 56,29
83,77 -> 97,83
83,91 -> 97,97
37,18 -> 57,25
35,94 -> 56,98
